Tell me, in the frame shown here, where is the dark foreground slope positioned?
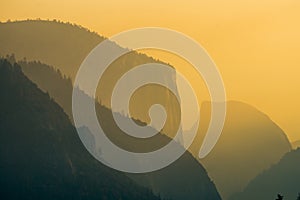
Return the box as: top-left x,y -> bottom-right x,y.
230,148 -> 300,200
13,58 -> 221,200
0,59 -> 161,200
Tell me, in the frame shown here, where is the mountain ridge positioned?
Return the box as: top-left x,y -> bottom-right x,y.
0,58 -> 163,200
0,19 -> 182,143
12,55 -> 292,200
2,57 -> 222,200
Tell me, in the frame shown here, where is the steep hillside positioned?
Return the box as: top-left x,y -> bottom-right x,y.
0,58 -> 161,200
230,148 -> 300,200
189,101 -> 292,199
0,20 -> 181,140
13,58 -> 221,200
19,59 -> 74,120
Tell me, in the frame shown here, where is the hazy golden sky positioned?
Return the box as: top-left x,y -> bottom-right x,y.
1,0 -> 299,141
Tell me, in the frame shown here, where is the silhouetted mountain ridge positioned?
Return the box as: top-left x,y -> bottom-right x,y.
10,56 -> 221,200
0,58 -> 162,200
9,55 -> 292,200
0,20 -> 181,140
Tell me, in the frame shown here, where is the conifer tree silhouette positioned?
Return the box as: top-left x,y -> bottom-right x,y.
276,194 -> 283,200
296,193 -> 300,200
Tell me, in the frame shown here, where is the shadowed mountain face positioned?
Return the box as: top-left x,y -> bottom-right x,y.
230,148 -> 300,200
0,59 -> 162,200
188,101 -> 292,199
12,58 -> 221,200
0,20 -> 181,141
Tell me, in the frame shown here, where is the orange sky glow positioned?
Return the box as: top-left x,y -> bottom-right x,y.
1,0 -> 299,141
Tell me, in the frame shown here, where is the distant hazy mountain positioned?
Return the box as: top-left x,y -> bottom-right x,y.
230,148 -> 300,200
11,57 -> 221,200
0,59 -> 162,200
0,19 -> 181,141
292,140 -> 300,149
188,101 -> 292,199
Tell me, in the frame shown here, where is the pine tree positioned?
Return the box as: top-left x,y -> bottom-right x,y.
276,194 -> 283,200
296,193 -> 300,200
